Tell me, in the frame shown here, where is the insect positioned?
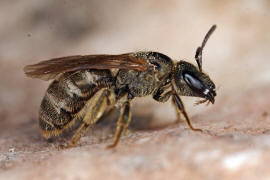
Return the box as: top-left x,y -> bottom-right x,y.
24,25 -> 217,148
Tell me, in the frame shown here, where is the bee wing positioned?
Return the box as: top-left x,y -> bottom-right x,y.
24,54 -> 148,81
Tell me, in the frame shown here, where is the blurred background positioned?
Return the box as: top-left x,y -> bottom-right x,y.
1,0 -> 269,127
0,0 -> 270,179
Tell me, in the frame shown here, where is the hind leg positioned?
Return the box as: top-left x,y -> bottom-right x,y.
60,89 -> 111,149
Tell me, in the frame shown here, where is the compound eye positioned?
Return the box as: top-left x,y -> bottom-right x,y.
183,72 -> 204,95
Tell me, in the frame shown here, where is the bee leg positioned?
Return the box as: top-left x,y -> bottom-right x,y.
100,107 -> 117,121
172,94 -> 203,132
153,81 -> 172,103
60,89 -> 110,149
106,101 -> 131,148
153,89 -> 173,102
59,122 -> 92,149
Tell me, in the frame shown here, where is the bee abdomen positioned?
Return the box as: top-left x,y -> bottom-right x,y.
39,89 -> 74,138
39,69 -> 114,138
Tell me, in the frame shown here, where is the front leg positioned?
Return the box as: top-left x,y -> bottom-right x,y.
153,83 -> 173,103
172,94 -> 203,132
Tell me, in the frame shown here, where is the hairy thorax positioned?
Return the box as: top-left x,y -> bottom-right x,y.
116,69 -> 158,97
115,51 -> 174,97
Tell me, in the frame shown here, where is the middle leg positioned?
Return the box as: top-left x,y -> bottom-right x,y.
107,101 -> 132,148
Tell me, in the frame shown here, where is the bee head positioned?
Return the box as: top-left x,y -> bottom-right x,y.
173,61 -> 216,104
173,25 -> 217,104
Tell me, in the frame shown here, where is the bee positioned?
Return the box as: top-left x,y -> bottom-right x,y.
24,25 -> 217,148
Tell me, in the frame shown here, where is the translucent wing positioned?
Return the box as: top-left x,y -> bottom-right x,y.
24,53 -> 148,80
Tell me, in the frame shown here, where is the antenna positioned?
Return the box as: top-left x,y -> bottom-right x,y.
195,25 -> 217,71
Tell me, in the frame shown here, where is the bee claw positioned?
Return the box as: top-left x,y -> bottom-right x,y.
106,144 -> 116,149
194,99 -> 208,106
58,143 -> 75,150
191,128 -> 203,132
57,144 -> 65,150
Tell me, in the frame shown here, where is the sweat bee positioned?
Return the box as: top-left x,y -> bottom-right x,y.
24,25 -> 217,148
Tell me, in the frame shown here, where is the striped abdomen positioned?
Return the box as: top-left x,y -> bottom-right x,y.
39,69 -> 114,138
